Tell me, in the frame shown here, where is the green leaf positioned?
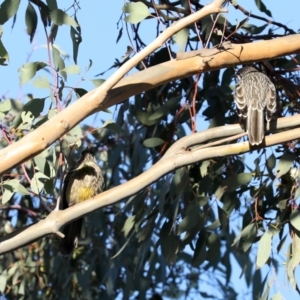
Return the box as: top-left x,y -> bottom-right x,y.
123,2 -> 151,24
0,0 -> 20,25
2,188 -> 13,204
18,279 -> 25,295
25,2 -> 37,43
271,293 -> 283,300
221,173 -> 252,192
260,275 -> 271,300
0,37 -> 8,61
121,46 -> 133,61
276,152 -> 295,178
266,154 -> 276,170
52,46 -> 65,71
252,269 -> 262,300
290,210 -> 300,231
294,186 -> 300,201
2,179 -> 14,192
122,215 -> 135,238
0,271 -> 7,292
31,172 -> 49,194
177,202 -> 200,234
70,27 -> 82,64
3,179 -> 22,192
221,67 -> 234,86
74,88 -> 87,98
287,234 -> 300,289
205,219 -> 221,230
116,27 -> 123,43
86,59 -> 92,72
18,62 -> 47,84
277,234 -> 287,253
254,0 -> 272,17
201,15 -> 213,41
18,111 -> 34,130
102,120 -> 122,134
256,231 -> 272,269
34,155 -> 55,178
133,109 -> 158,126
63,124 -> 83,147
160,221 -> 178,264
32,76 -> 50,89
50,9 -> 78,27
11,268 -> 19,285
218,206 -> 228,230
0,98 -> 11,120
12,98 -> 46,129
149,96 -> 181,121
61,65 -> 80,75
0,57 -> 7,65
232,223 -> 256,246
47,0 -> 57,11
23,98 -> 46,118
91,79 -> 105,88
2,179 -> 29,203
214,185 -> 226,200
143,137 -> 164,148
7,263 -> 18,278
198,196 -> 208,207
200,160 -> 210,177
173,28 -> 189,52
242,23 -> 268,34
192,231 -> 206,267
206,233 -> 221,262
17,183 -> 30,195
49,24 -> 58,42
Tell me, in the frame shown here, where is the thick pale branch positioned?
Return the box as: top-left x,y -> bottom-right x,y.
1,113 -> 300,254
1,8 -> 299,174
0,0 -> 226,174
108,34 -> 300,106
1,36 -> 300,174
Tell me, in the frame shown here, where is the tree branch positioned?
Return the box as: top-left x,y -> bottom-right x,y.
1,113 -> 300,254
0,0 -> 227,174
1,31 -> 300,174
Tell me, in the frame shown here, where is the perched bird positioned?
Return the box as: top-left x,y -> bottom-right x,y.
234,66 -> 276,145
59,149 -> 104,255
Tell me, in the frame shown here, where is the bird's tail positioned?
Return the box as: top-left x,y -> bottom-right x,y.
247,104 -> 264,145
59,218 -> 83,256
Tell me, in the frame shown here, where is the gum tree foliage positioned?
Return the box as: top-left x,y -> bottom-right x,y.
0,0 -> 299,299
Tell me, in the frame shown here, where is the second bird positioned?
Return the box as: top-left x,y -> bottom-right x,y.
59,149 -> 104,255
234,66 -> 276,145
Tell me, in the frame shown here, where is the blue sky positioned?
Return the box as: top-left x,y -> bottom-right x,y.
0,1 -> 298,99
1,0 -> 299,299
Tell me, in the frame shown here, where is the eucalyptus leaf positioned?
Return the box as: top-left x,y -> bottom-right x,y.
123,2 -> 150,24
50,9 -> 78,27
0,0 -> 20,25
143,137 -> 164,148
256,231 -> 272,269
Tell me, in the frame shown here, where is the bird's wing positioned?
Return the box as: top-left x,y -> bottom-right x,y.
61,172 -> 71,210
266,82 -> 276,121
234,82 -> 248,117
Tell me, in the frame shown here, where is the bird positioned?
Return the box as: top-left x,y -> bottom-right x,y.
234,66 -> 276,145
59,149 -> 104,255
